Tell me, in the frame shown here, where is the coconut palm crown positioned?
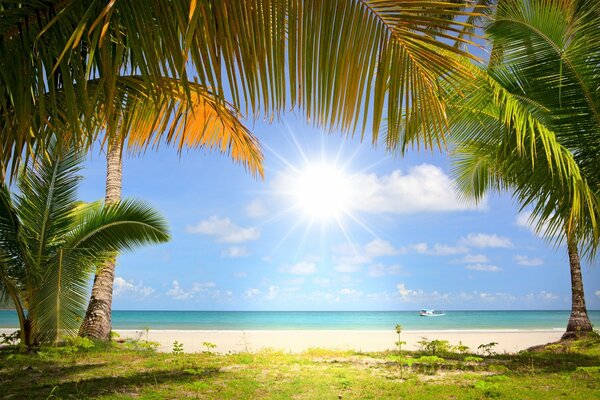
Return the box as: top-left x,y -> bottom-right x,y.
0,144 -> 170,349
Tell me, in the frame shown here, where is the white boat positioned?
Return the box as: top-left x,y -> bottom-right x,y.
419,309 -> 446,317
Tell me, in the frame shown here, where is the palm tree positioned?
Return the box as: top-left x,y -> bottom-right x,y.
447,0 -> 600,337
78,77 -> 266,340
0,143 -> 170,350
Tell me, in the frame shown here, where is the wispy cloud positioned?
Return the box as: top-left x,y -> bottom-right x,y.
514,255 -> 544,267
367,264 -> 405,278
465,264 -> 503,272
222,246 -> 250,258
166,280 -> 218,300
460,233 -> 513,249
113,277 -> 154,299
282,261 -> 318,275
246,199 -> 267,218
186,216 -> 260,243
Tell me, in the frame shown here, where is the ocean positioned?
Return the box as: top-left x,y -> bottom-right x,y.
1,310 -> 599,331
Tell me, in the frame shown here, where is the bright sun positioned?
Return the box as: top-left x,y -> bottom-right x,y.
290,163 -> 353,220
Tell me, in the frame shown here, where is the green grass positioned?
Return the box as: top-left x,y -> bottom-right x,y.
0,336 -> 599,399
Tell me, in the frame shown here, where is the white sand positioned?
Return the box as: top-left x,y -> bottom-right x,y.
112,329 -> 563,354
0,328 -> 563,354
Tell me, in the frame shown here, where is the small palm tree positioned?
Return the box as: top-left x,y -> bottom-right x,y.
0,144 -> 170,350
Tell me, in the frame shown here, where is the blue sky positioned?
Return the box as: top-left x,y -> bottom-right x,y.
79,113 -> 600,311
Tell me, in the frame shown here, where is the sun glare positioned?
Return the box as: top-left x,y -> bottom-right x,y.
290,163 -> 353,221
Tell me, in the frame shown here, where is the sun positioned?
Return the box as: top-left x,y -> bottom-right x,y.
290,163 -> 353,221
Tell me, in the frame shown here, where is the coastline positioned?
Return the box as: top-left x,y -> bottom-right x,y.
0,328 -> 561,354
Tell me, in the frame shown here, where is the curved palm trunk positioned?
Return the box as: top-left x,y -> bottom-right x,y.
79,141 -> 122,340
563,238 -> 593,339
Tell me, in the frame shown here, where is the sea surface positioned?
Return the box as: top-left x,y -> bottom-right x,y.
1,310 -> 599,331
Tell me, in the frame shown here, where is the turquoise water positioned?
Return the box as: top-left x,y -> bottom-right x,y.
1,310 -> 599,330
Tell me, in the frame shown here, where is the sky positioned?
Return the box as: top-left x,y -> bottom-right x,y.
78,113 -> 600,311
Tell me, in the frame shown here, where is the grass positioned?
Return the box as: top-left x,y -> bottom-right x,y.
0,336 -> 599,399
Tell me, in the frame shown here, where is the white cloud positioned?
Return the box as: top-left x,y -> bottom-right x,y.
465,264 -> 503,272
186,216 -> 260,243
246,199 -> 267,218
338,288 -> 363,297
539,291 -> 559,301
350,164 -> 483,214
367,264 -> 404,278
166,280 -> 192,300
166,280 -> 217,300
334,264 -> 362,273
284,277 -> 306,285
222,246 -> 250,258
333,239 -> 398,271
244,288 -> 261,298
396,283 -> 418,298
429,243 -> 469,255
233,272 -> 247,278
364,239 -> 398,257
595,290 -> 600,298
514,255 -> 544,267
460,233 -> 513,248
283,261 -> 318,275
113,277 -> 154,299
265,285 -> 279,300
458,254 -> 490,264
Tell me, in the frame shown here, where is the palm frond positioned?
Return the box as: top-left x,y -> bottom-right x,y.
15,143 -> 83,274
64,198 -> 170,257
1,0 -> 484,179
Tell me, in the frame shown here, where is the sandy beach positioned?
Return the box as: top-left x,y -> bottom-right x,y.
0,328 -> 564,354
111,329 -> 563,354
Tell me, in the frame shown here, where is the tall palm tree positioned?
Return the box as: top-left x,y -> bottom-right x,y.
447,0 -> 600,337
78,78 -> 262,340
0,143 -> 170,350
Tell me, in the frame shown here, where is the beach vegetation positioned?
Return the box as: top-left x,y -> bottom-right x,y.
478,342 -> 499,356
172,341 -> 184,355
202,341 -> 217,353
0,144 -> 169,350
1,337 -> 598,399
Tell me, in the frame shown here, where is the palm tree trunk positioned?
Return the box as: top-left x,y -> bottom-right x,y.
79,141 -> 122,340
562,238 -> 593,339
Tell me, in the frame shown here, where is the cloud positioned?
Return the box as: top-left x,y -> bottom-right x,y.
514,255 -> 544,267
333,239 -> 398,271
186,216 -> 260,243
460,233 -> 513,248
113,277 -> 154,299
244,288 -> 261,298
313,278 -> 331,287
458,254 -> 490,264
246,199 -> 267,218
222,246 -> 250,258
367,264 -> 405,278
334,264 -> 362,273
338,288 -> 363,297
595,290 -> 600,298
166,280 -> 217,300
265,285 -> 279,300
428,243 -> 469,255
233,272 -> 247,278
350,164 -> 483,214
465,264 -> 503,272
283,261 -> 318,275
396,283 -> 418,298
